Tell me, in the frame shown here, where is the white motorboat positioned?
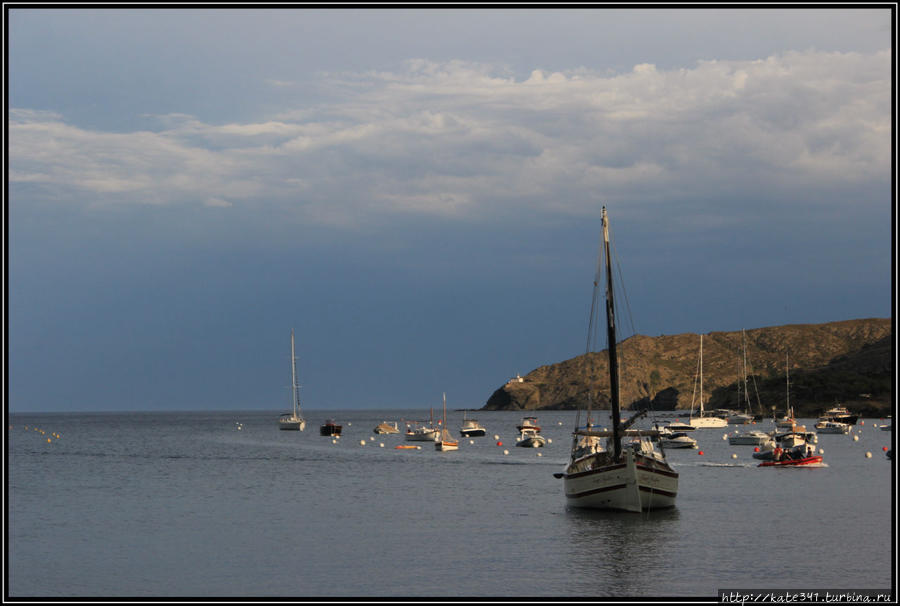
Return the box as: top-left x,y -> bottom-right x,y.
727,413 -> 754,425
278,329 -> 307,431
814,420 -> 851,434
516,416 -> 541,433
516,429 -> 547,448
555,208 -> 678,512
686,335 -> 728,428
459,411 -> 486,437
728,430 -> 774,446
819,405 -> 858,425
659,431 -> 698,449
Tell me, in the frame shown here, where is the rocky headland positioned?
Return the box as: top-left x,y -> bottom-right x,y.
482,318 -> 892,418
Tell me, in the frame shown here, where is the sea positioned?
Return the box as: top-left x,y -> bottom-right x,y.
6,409 -> 895,600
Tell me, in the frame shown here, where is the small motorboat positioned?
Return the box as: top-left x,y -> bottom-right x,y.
759,455 -> 824,467
516,416 -> 541,433
664,422 -> 696,432
659,431 -> 697,449
515,429 -> 546,448
729,430 -> 773,446
320,420 -> 342,437
758,445 -> 823,467
459,412 -> 486,437
814,420 -> 851,434
819,405 -> 858,425
727,413 -> 754,425
373,421 -> 400,434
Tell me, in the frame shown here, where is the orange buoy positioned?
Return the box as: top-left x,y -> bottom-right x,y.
884,446 -> 889,451
497,441 -> 503,446
698,450 -> 704,455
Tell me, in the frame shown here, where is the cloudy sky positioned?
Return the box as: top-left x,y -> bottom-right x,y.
7,7 -> 893,413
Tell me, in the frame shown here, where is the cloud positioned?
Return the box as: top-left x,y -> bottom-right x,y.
9,50 -> 890,224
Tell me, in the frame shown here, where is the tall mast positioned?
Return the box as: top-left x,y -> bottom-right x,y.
291,329 -> 300,418
699,335 -> 704,416
785,351 -> 790,412
741,329 -> 750,414
602,207 -> 623,461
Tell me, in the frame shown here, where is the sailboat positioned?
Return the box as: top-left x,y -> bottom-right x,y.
278,329 -> 307,431
554,207 -> 678,512
727,330 -> 755,425
406,408 -> 441,442
435,393 -> 459,451
688,335 -> 727,428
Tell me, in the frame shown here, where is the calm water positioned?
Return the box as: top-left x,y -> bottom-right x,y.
7,409 -> 895,599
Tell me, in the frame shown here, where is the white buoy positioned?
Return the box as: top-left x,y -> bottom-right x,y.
494,434 -> 500,440
732,454 -> 738,459
503,449 -> 509,455
819,448 -> 824,454
416,446 -> 422,450
537,452 -> 543,457
347,422 -> 352,426
547,438 -> 552,444
379,443 -> 384,448
359,440 -> 366,446
865,451 -> 872,458
854,435 -> 860,442
332,439 -> 337,444
369,436 -> 374,441
469,440 -> 474,444
722,434 -> 728,440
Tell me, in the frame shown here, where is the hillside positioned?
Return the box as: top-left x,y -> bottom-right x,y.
482,318 -> 893,417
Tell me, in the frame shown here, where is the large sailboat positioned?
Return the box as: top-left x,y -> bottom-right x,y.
554,207 -> 678,512
278,329 -> 307,431
688,335 -> 727,428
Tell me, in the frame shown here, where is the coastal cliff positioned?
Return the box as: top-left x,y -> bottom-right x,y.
482,318 -> 892,417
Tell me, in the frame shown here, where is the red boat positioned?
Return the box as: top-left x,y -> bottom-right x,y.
759,455 -> 823,467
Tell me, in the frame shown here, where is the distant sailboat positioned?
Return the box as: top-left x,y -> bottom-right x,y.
278,329 -> 306,431
554,207 -> 678,512
727,330 -> 755,425
435,393 -> 459,451
688,335 -> 727,428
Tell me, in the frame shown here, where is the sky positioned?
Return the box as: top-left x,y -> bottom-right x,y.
6,7 -> 894,413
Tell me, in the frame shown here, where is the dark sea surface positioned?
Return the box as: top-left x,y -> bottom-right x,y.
7,409 -> 895,599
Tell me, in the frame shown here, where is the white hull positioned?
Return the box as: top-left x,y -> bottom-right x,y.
278,416 -> 306,431
435,441 -> 459,451
688,416 -> 727,428
728,414 -> 754,425
728,431 -> 773,445
563,449 -> 678,512
815,422 -> 851,434
660,437 -> 697,449
406,428 -> 440,441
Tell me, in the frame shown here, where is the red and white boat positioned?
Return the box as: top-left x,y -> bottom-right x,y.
758,446 -> 824,467
759,455 -> 824,467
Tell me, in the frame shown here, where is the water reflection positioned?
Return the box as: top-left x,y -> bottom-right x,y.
563,506 -> 682,597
